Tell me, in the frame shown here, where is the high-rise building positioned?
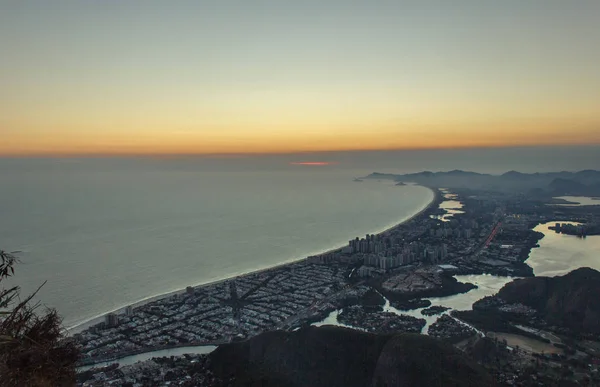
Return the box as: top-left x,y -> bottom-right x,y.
105,313 -> 119,328
440,244 -> 448,260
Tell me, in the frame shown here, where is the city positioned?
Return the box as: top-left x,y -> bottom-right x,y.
77,183 -> 600,385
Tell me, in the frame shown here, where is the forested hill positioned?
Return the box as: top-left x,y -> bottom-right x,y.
497,267 -> 600,335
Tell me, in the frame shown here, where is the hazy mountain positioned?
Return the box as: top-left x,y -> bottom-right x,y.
547,178 -> 587,195
365,170 -> 600,196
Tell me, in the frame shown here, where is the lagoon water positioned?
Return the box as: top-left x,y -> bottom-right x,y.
553,196 -> 600,206
0,158 -> 433,327
527,221 -> 600,277
77,345 -> 217,371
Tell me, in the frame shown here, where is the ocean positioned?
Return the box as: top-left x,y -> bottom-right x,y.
1,146 -> 598,327
0,158 -> 434,327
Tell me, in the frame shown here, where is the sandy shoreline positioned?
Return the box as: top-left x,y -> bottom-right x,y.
67,185 -> 439,335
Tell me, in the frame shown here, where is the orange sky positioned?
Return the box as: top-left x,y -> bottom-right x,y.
2,2 -> 600,156
4,121 -> 599,156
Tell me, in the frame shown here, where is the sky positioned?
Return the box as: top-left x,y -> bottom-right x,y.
1,1 -> 600,156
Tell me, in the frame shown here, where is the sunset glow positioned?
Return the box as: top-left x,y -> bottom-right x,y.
1,2 -> 600,156
290,162 -> 335,166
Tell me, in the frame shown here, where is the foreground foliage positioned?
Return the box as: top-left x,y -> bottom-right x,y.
0,250 -> 79,386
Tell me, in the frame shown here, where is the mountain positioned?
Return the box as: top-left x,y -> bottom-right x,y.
501,171 -> 527,179
363,170 -> 600,195
590,182 -> 600,193
547,178 -> 588,195
496,267 -> 600,335
209,325 -> 493,387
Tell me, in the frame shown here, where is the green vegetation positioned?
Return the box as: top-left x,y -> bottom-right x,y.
0,250 -> 79,386
498,267 -> 600,337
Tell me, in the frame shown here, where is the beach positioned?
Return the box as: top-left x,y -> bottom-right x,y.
68,185 -> 438,335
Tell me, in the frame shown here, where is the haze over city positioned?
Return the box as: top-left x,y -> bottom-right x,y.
2,1 -> 600,156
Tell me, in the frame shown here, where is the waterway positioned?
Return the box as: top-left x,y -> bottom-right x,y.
77,345 -> 217,371
553,196 -> 600,206
313,274 -> 514,334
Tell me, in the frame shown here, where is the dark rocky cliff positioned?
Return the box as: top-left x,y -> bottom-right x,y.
497,267 -> 600,335
209,325 -> 493,387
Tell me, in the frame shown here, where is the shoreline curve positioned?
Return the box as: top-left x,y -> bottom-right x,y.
68,185 -> 439,335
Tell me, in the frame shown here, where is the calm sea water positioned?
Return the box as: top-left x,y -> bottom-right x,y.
0,158 -> 435,327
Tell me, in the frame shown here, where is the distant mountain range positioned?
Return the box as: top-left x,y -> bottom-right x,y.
364,170 -> 600,196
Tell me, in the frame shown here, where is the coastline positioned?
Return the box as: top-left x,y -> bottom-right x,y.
68,185 -> 439,336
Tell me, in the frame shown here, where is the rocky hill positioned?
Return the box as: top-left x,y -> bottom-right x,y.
496,267 -> 600,335
209,325 -> 493,387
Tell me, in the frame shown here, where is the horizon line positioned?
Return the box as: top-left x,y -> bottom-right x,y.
1,143 -> 599,159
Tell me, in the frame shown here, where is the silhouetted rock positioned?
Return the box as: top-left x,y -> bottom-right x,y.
497,267 -> 600,335
209,325 -> 493,387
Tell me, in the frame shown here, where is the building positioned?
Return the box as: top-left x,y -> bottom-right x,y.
105,313 -> 119,328
349,234 -> 386,254
357,266 -> 376,277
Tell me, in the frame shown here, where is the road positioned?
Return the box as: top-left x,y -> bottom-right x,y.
468,220 -> 503,260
